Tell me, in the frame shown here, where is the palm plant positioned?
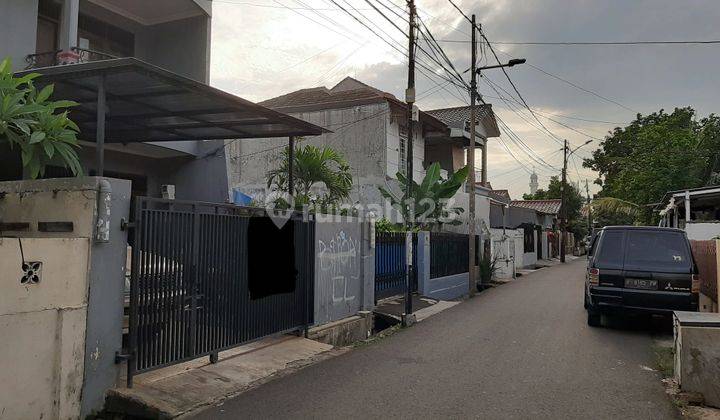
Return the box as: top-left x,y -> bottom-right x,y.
0,58 -> 81,178
266,144 -> 353,210
590,197 -> 640,227
378,162 -> 469,230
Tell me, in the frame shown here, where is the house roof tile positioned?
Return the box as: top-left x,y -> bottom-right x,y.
510,199 -> 562,215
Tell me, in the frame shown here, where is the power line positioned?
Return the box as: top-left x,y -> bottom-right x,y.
435,39 -> 720,46
479,31 -> 566,146
483,76 -> 604,143
491,48 -> 639,113
211,0 -> 373,10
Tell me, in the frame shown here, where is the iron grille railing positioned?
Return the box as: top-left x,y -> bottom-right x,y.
25,47 -> 118,69
374,232 -> 417,300
126,197 -> 314,386
430,232 -> 469,278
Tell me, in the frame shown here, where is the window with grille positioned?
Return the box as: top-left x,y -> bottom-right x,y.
398,124 -> 408,175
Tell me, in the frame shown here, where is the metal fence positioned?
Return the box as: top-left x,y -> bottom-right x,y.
126,197 -> 314,386
374,232 -> 417,300
691,240 -> 717,302
430,232 -> 469,279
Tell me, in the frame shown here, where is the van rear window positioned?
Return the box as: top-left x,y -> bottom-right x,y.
624,231 -> 690,271
595,231 -> 625,269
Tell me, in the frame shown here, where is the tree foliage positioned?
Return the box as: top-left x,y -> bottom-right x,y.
584,107 -> 720,223
266,144 -> 353,211
0,58 -> 81,178
523,175 -> 586,238
378,162 -> 469,230
590,197 -> 640,228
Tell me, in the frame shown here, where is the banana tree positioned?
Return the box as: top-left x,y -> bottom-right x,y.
379,162 -> 469,230
0,58 -> 81,179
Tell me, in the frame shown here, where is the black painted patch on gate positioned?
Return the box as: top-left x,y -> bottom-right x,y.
247,217 -> 297,299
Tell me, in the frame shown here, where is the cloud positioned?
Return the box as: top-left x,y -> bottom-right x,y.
210,0 -> 720,198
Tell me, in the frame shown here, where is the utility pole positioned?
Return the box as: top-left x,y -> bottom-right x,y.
403,0 -> 416,326
585,179 -> 591,234
560,139 -> 568,263
467,14 -> 477,296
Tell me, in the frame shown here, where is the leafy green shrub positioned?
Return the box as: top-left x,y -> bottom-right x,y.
0,58 -> 81,178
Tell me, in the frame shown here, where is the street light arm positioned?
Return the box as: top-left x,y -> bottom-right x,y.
476,58 -> 527,73
568,139 -> 593,157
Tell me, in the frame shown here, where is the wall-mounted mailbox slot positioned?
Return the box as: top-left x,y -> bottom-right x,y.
38,222 -> 74,233
0,222 -> 30,232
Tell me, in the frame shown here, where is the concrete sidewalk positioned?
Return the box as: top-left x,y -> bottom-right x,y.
105,336 -> 338,418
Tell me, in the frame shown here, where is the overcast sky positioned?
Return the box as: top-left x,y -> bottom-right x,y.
209,0 -> 720,198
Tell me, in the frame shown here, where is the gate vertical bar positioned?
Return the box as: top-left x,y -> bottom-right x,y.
188,204 -> 199,358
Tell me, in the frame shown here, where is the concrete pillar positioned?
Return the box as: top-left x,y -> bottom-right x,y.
58,0 -> 79,51
361,219 -> 375,311
416,231 -> 431,295
685,191 -> 691,222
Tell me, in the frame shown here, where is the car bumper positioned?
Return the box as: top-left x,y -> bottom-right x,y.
589,286 -> 698,315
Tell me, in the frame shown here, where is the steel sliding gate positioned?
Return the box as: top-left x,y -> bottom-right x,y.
126,197 -> 314,387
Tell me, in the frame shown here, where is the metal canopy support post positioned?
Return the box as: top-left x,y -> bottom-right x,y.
96,74 -> 106,177
288,136 -> 295,195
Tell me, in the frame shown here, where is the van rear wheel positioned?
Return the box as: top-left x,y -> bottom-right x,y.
587,309 -> 601,327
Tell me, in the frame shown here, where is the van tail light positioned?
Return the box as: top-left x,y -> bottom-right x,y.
589,268 -> 600,286
692,274 -> 700,294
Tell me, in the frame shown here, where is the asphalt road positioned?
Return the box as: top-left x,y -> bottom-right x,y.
193,259 -> 678,419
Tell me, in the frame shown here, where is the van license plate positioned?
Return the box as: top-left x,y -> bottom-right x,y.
625,278 -> 657,290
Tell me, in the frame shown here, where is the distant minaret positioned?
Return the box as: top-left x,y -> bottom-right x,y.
529,171 -> 538,195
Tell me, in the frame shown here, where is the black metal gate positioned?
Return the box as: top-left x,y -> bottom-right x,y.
374,232 -> 417,300
126,197 -> 314,386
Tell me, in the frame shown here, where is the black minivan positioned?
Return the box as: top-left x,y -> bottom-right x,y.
584,226 -> 698,326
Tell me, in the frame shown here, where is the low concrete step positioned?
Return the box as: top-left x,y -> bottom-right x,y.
104,336 -> 336,419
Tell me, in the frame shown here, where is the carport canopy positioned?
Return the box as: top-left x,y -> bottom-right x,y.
15,58 -> 328,184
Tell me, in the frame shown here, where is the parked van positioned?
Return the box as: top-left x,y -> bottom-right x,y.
584,226 -> 698,327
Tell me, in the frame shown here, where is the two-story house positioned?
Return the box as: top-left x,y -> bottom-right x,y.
0,0 -> 322,203
226,77 -> 450,210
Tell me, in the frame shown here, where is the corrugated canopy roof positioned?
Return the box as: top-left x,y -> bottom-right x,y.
15,58 -> 328,143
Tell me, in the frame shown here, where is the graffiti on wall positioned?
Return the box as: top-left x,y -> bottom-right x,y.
318,230 -> 360,305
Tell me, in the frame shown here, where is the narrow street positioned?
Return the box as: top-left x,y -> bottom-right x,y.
194,259 -> 678,419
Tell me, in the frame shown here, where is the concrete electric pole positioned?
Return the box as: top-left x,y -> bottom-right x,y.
403,0 -> 416,326
560,139 -> 568,263
468,14 -> 477,296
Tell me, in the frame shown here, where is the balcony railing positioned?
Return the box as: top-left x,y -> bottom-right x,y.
25,47 -> 118,70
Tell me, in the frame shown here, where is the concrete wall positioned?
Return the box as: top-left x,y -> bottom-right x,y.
0,238 -> 89,420
0,177 -> 131,418
490,228 -> 523,279
444,191 -> 491,235
227,103 -> 389,208
0,0 -> 39,70
675,320 -> 720,407
416,232 -> 468,299
386,113 -> 425,184
135,15 -> 211,83
81,178 -> 130,416
314,217 -> 374,325
78,1 -> 211,82
686,222 -> 720,241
